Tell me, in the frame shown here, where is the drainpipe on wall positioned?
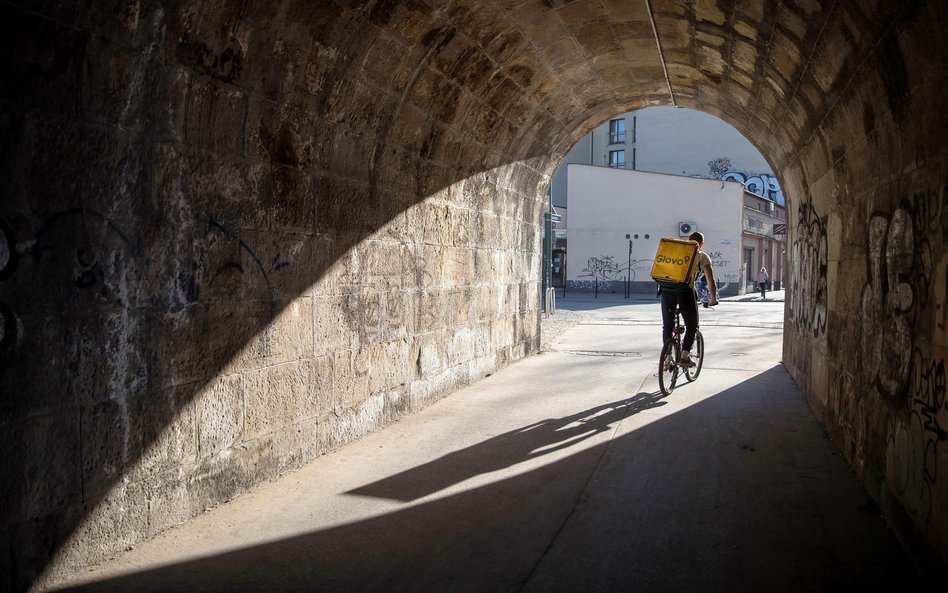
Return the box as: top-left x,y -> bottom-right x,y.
542,186 -> 555,316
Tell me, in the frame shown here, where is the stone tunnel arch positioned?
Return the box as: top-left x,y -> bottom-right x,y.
0,0 -> 946,589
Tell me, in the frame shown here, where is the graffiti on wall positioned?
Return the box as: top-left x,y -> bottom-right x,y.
201,217 -> 277,307
580,255 -> 623,284
0,210 -> 135,357
907,188 -> 944,310
720,170 -> 784,205
705,250 -> 731,268
572,254 -> 653,290
910,187 -> 945,246
0,210 -> 279,356
861,208 -> 922,403
572,248 -> 737,294
860,192 -> 943,405
872,185 -> 948,527
887,347 -> 946,524
704,250 -> 737,291
788,198 -> 827,337
937,253 -> 948,349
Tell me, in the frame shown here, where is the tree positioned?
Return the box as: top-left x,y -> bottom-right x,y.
708,156 -> 732,178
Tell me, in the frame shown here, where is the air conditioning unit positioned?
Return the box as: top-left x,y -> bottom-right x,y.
678,221 -> 697,236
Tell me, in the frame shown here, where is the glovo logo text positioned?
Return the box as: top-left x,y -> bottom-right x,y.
656,254 -> 691,266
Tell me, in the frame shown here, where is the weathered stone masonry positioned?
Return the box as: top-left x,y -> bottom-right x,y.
0,2 -> 554,589
1,0 -> 946,590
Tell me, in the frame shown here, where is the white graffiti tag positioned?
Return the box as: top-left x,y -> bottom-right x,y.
861,209 -> 916,403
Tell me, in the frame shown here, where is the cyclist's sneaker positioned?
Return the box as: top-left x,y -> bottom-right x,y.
680,352 -> 696,368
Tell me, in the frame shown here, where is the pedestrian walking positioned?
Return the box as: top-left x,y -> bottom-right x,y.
757,267 -> 769,299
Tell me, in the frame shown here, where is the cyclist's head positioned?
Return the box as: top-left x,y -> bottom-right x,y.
689,231 -> 704,246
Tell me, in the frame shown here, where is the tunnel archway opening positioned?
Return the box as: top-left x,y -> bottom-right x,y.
544,105 -> 788,306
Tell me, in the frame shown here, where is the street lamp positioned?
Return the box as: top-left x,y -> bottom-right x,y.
625,234 -> 633,298
624,233 -> 650,298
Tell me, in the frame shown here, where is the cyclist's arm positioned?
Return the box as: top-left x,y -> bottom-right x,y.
704,262 -> 719,304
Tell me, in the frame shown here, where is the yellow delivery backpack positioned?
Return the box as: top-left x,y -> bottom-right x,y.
650,238 -> 699,291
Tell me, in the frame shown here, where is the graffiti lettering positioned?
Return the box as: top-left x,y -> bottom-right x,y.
913,349 -> 947,439
0,211 -> 282,353
30,209 -> 132,294
789,198 -> 828,337
906,188 -> 944,309
572,253 -> 657,291
721,170 -> 784,205
568,279 -> 616,290
203,217 -> 274,303
888,348 -> 947,523
581,255 -> 622,282
938,258 -> 948,335
869,184 -> 948,530
705,251 -> 730,268
910,186 -> 945,240
862,209 -> 915,403
0,210 -> 134,353
860,197 -> 940,404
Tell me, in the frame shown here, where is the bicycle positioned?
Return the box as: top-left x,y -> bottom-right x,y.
658,303 -> 705,396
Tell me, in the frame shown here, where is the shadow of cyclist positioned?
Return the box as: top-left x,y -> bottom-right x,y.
346,391 -> 667,502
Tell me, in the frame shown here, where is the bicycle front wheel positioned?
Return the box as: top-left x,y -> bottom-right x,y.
659,338 -> 680,396
686,331 -> 704,381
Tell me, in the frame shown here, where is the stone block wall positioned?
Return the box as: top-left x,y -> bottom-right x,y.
0,2 -> 554,589
776,2 -> 948,575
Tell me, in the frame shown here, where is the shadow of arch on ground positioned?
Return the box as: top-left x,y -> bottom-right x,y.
49,366 -> 922,593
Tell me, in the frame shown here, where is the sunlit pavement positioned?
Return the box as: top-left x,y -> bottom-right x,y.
47,296 -> 920,593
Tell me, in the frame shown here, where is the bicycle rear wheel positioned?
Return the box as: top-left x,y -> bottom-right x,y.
686,330 -> 704,381
658,338 -> 679,396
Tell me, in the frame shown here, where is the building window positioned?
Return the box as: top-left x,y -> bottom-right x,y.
632,116 -> 637,143
609,149 -> 626,168
609,118 -> 626,144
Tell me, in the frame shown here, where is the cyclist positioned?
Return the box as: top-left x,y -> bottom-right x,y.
662,231 -> 718,367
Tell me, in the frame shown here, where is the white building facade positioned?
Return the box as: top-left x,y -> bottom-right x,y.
550,106 -> 781,209
566,165 -> 746,296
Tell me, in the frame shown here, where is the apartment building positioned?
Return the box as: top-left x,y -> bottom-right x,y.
548,106 -> 785,294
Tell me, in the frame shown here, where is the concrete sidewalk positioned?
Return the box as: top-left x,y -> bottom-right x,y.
722,288 -> 786,302
548,287 -> 786,305
47,300 -> 921,593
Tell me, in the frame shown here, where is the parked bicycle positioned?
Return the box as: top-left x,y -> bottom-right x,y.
658,302 -> 706,396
